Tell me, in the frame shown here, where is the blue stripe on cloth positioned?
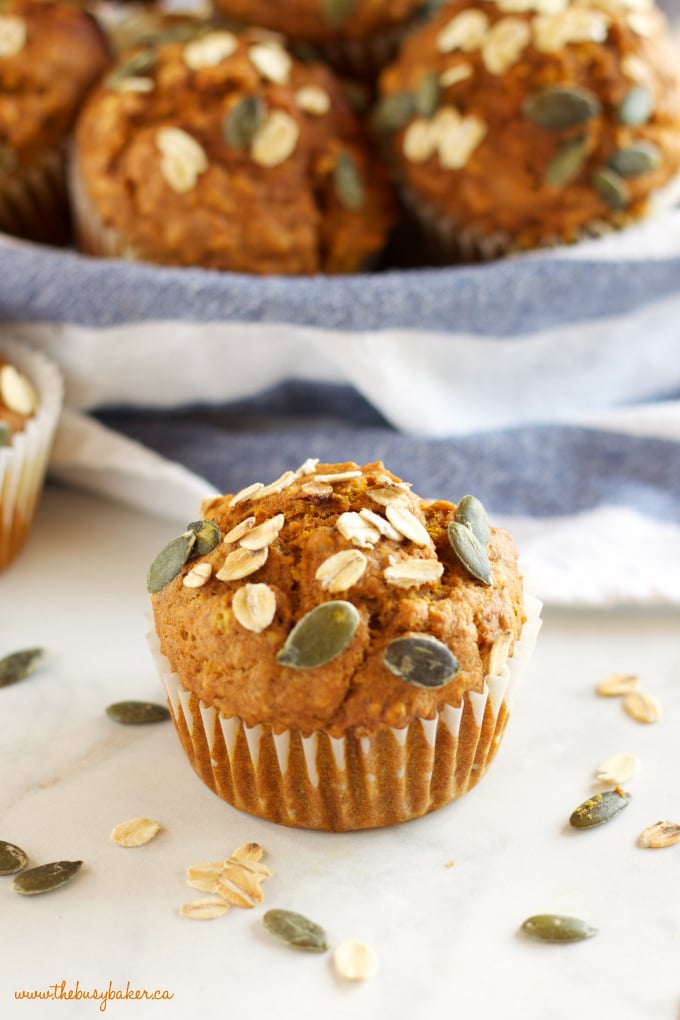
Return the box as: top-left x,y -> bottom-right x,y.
95,399 -> 680,525
2,241 -> 680,334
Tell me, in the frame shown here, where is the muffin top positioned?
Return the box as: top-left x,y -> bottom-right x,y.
210,0 -> 427,44
0,357 -> 38,445
149,461 -> 525,737
375,0 -> 680,250
72,27 -> 396,273
0,0 -> 110,171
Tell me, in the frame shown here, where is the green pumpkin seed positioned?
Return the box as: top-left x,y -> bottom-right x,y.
0,421 -> 11,445
448,521 -> 492,585
608,141 -> 661,177
333,152 -> 364,211
105,700 -> 171,725
12,860 -> 83,896
521,914 -> 597,943
0,143 -> 16,176
415,72 -> 440,119
544,136 -> 588,188
372,92 -> 417,135
187,519 -> 221,555
617,87 -> 653,126
223,95 -> 267,150
455,494 -> 490,547
321,0 -> 357,28
383,635 -> 459,688
523,86 -> 601,130
0,647 -> 46,689
0,840 -> 28,875
263,908 -> 330,951
106,48 -> 155,89
569,789 -> 631,829
591,167 -> 630,210
277,601 -> 359,669
147,530 -> 196,593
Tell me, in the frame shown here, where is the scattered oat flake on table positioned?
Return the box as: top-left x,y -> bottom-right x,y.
595,672 -> 639,697
639,821 -> 680,848
333,941 -> 379,981
187,843 -> 272,908
595,753 -> 639,785
110,818 -> 161,847
186,861 -> 223,893
179,898 -> 230,920
622,689 -> 661,724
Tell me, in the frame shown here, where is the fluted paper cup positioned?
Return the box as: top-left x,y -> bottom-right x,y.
0,338 -> 64,570
147,594 -> 542,832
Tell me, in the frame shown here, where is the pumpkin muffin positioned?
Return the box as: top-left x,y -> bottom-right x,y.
0,339 -> 63,570
0,0 -> 110,245
69,26 -> 396,274
374,0 -> 680,261
147,460 -> 542,831
209,0 -> 428,76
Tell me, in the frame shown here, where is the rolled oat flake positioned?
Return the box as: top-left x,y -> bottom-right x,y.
0,840 -> 28,875
263,908 -> 330,951
521,914 -> 597,943
12,860 -> 83,896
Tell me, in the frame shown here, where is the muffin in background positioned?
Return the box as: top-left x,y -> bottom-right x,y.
147,460 -> 541,832
375,0 -> 680,261
209,0 -> 429,76
0,339 -> 63,571
69,27 -> 397,274
0,0 -> 110,245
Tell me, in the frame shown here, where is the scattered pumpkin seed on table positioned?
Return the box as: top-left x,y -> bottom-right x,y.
106,700 -> 170,724
0,647 -> 46,688
0,840 -> 28,875
263,909 -> 330,952
521,914 -> 597,943
12,860 -> 83,896
569,789 -> 631,829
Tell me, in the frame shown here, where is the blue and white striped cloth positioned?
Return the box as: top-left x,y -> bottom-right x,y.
1,210 -> 679,607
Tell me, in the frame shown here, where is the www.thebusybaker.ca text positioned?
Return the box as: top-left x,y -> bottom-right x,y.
14,979 -> 174,1012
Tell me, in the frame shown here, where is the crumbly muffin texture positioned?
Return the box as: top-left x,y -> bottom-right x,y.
150,461 -> 525,738
376,0 -> 680,254
71,28 -> 396,273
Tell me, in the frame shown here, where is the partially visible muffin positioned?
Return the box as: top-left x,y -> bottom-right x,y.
375,0 -> 680,260
0,0 -> 110,244
147,460 -> 541,831
0,340 -> 63,570
210,0 -> 428,75
70,27 -> 397,273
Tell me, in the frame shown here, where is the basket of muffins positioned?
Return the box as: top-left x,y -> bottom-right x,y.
1,0 -> 680,268
146,460 -> 542,831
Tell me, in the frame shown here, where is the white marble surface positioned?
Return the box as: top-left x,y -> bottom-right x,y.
1,484 -> 679,1020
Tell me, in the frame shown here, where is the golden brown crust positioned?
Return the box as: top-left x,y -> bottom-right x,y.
0,0 -> 110,169
71,29 -> 396,274
376,0 -> 680,251
211,0 -> 425,43
151,461 -> 524,737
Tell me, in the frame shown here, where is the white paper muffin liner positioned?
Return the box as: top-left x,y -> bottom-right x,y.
147,593 -> 542,831
0,338 -> 64,569
398,170 -> 680,264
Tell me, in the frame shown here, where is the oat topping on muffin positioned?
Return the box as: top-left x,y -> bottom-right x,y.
375,0 -> 680,259
70,28 -> 396,273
